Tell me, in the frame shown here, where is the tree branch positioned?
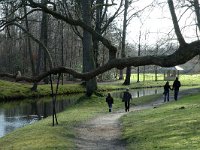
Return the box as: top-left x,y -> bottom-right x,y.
193,0 -> 200,31
1,40 -> 200,83
168,0 -> 186,46
3,22 -> 53,69
101,0 -> 123,34
27,0 -> 117,59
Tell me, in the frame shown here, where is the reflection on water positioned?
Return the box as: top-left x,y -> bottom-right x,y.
0,87 -> 163,138
0,95 -> 80,138
0,110 -> 37,137
111,87 -> 163,99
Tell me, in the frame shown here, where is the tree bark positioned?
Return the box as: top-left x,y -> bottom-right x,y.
168,0 -> 186,46
23,1 -> 36,77
137,32 -> 141,82
193,0 -> 200,31
123,66 -> 131,85
122,0 -> 131,84
93,0 -> 103,69
81,0 -> 97,96
120,0 -> 128,81
155,65 -> 158,81
32,0 -> 49,91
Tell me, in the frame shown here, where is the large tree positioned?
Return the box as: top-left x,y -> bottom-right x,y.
32,0 -> 49,91
1,0 -> 200,93
81,0 -> 97,96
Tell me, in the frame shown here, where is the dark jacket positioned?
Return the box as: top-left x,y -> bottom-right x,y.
123,91 -> 132,102
106,96 -> 113,104
164,84 -> 171,93
173,80 -> 181,91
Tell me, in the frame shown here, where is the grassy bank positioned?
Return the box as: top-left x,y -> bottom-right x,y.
1,73 -> 200,101
0,96 -> 110,149
1,87 -> 200,149
121,93 -> 200,149
0,93 -> 161,149
0,80 -> 86,101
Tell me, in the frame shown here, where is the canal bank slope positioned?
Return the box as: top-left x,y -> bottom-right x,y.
0,78 -> 199,101
0,92 -> 161,149
1,88 -> 200,149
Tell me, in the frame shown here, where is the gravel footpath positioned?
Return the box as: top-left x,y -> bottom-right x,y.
74,88 -> 200,150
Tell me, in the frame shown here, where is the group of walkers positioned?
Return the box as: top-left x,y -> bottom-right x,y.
106,77 -> 181,113
106,88 -> 132,112
163,77 -> 181,102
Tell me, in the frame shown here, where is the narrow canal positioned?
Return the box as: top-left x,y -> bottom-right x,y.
0,87 -> 163,138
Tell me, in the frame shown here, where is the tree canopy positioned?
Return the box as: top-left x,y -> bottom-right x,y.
0,0 -> 200,83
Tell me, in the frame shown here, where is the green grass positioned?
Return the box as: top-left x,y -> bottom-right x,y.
0,95 -> 124,150
1,73 -> 200,101
121,93 -> 200,149
130,73 -> 200,85
0,92 -> 162,149
1,88 -> 200,149
133,94 -> 161,105
0,80 -> 86,101
0,74 -> 200,149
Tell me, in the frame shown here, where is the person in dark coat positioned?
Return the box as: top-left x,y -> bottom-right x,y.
172,77 -> 181,101
122,88 -> 132,112
163,81 -> 172,102
106,93 -> 114,112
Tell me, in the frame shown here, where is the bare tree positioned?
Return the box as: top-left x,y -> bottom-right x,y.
1,0 -> 200,95
23,0 -> 36,77
32,0 -> 49,91
121,0 -> 129,84
81,0 -> 97,96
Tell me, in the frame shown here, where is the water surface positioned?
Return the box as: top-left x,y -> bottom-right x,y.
0,87 -> 163,138
0,95 -> 80,138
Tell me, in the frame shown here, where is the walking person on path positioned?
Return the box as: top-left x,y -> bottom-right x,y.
163,81 -> 172,102
106,93 -> 114,112
172,77 -> 181,101
122,88 -> 132,112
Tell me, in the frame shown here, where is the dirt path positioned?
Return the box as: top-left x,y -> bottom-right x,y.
75,111 -> 126,150
74,88 -> 200,150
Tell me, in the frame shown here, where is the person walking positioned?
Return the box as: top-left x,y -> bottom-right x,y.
172,77 -> 181,101
106,93 -> 114,112
163,81 -> 172,102
122,88 -> 132,112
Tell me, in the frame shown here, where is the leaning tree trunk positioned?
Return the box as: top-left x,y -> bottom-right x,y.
123,66 -> 131,85
81,0 -> 97,96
